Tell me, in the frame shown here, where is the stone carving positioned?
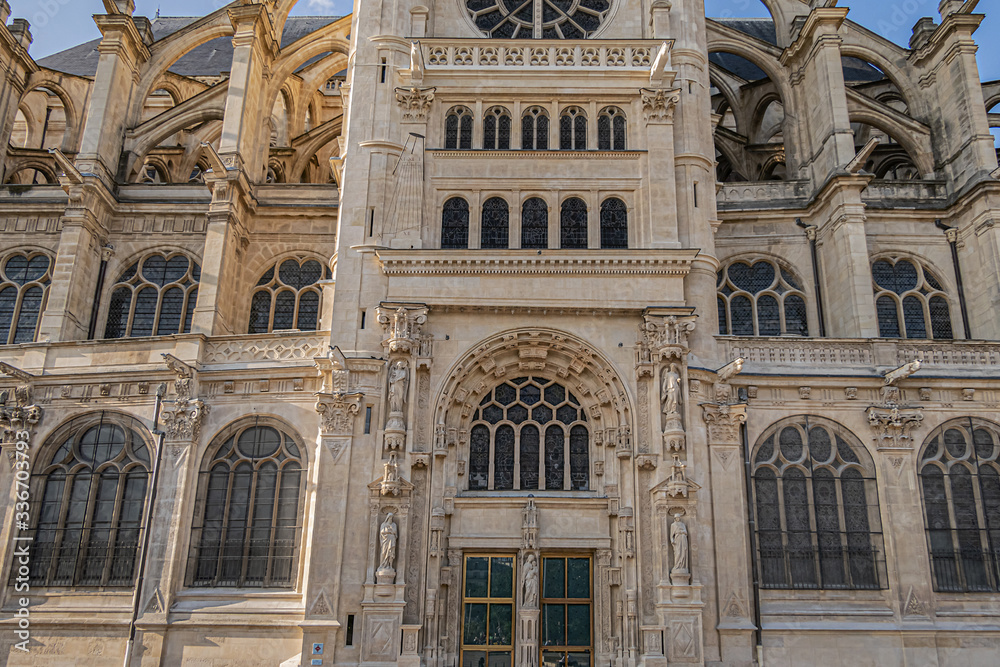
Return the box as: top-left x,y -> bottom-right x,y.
670,515 -> 690,580
661,363 -> 681,423
640,87 -> 681,124
377,305 -> 428,354
521,553 -> 539,608
702,403 -> 747,444
962,388 -> 975,401
640,313 -> 696,360
317,346 -> 351,394
395,86 -> 435,121
884,360 -> 922,386
377,512 -> 398,584
867,405 -> 924,451
315,392 -> 362,435
161,398 -> 210,441
903,586 -> 927,617
143,587 -> 165,614
0,378 -> 41,456
919,387 -> 932,401
666,455 -> 699,498
714,357 -> 744,403
381,453 -> 401,496
203,334 -> 328,364
162,353 -> 195,401
522,500 -> 538,549
669,618 -> 699,660
310,589 -> 332,616
388,360 -> 409,415
799,386 -> 812,400
845,386 -> 859,400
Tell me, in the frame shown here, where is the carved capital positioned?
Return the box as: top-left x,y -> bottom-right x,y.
376,303 -> 429,355
315,392 -> 363,436
395,86 -> 436,121
638,311 -> 696,362
640,87 -> 681,124
702,403 -> 747,445
161,399 -> 210,441
0,384 -> 42,468
866,405 -> 924,451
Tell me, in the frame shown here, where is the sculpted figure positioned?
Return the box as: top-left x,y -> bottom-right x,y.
388,361 -> 409,415
379,513 -> 398,572
670,514 -> 689,574
661,364 -> 681,420
522,553 -> 539,608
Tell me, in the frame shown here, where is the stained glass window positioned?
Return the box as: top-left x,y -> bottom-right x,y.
0,252 -> 52,344
442,197 -> 471,249
466,0 -> 611,39
599,198 -> 628,249
248,258 -> 327,334
523,107 -> 549,150
467,377 -> 588,491
717,259 -> 809,336
446,107 -> 474,150
919,420 -> 1000,592
873,258 -> 953,339
189,422 -> 304,588
104,253 -> 200,339
521,198 -> 549,249
481,197 -> 510,249
597,106 -> 626,150
560,198 -> 588,249
752,417 -> 886,590
484,107 -> 512,150
560,107 -> 587,150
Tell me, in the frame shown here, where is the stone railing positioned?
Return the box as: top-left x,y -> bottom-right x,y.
716,180 -> 811,210
201,333 -> 330,365
420,39 -> 670,71
862,179 -> 948,207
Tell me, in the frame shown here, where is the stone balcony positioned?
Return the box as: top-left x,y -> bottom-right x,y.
715,179 -> 950,212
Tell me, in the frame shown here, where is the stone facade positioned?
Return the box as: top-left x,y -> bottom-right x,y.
0,0 -> 998,665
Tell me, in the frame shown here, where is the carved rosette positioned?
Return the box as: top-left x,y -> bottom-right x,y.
702,403 -> 747,445
395,86 -> 436,121
316,392 -> 363,435
866,405 -> 924,451
160,399 -> 209,441
376,304 -> 429,355
640,87 -> 681,124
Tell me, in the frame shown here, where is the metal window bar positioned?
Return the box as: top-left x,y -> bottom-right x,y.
756,530 -> 887,590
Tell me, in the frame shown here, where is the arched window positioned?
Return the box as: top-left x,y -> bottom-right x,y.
0,251 -> 52,345
24,413 -> 151,587
560,198 -> 588,249
522,107 -> 549,150
442,197 -> 471,249
598,107 -> 626,150
468,377 -> 589,492
445,106 -> 474,150
872,258 -> 953,339
484,107 -> 512,150
105,253 -> 200,339
752,417 -> 886,590
919,419 -> 1000,592
599,198 -> 628,249
481,197 -> 510,249
559,107 -> 587,150
189,421 -> 305,588
248,258 -> 328,334
717,259 -> 808,337
521,197 -> 549,249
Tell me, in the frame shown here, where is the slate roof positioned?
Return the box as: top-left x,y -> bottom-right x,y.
37,15 -> 344,78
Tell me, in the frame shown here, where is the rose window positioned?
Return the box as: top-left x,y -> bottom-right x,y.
466,0 -> 612,39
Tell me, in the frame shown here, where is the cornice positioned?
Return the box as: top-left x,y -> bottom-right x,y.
428,149 -> 643,160
375,249 -> 699,277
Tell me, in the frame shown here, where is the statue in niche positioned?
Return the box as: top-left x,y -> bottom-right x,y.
381,453 -> 401,496
522,553 -> 539,608
670,514 -> 689,575
378,512 -> 398,577
661,363 -> 682,422
388,361 -> 409,416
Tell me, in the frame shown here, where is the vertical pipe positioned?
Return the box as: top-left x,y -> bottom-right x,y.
797,219 -> 826,337
87,245 -> 112,339
935,220 -> 972,340
740,407 -> 763,662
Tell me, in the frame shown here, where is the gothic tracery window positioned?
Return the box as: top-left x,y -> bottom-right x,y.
597,106 -> 626,150
717,259 -> 808,337
248,258 -> 328,334
189,421 -> 305,588
560,198 -> 588,249
442,197 -> 471,249
522,107 -> 549,151
446,106 -> 474,150
465,0 -> 612,39
919,419 -> 1000,592
752,417 -> 886,590
105,253 -> 200,339
521,197 -> 549,249
560,107 -> 587,150
481,197 -> 510,249
599,197 -> 628,249
468,377 -> 589,492
0,251 -> 52,345
23,413 -> 151,587
484,106 -> 512,150
873,257 -> 953,339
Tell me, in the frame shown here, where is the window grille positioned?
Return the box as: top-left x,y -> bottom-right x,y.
465,0 -> 611,39
248,258 -> 328,334
468,377 -> 589,491
0,252 -> 52,345
872,258 -> 953,339
188,421 -> 305,588
541,556 -> 593,666
919,419 -> 1000,592
522,107 -> 549,150
560,198 -> 588,249
445,107 -> 474,150
597,107 -> 626,150
717,259 -> 808,336
521,198 -> 549,249
751,417 -> 887,590
599,198 -> 628,249
442,197 -> 471,249
484,107 -> 512,150
17,413 -> 151,588
481,197 -> 510,249
560,107 -> 587,150
104,253 -> 200,339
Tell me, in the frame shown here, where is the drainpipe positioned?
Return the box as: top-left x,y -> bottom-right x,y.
738,388 -> 764,665
87,245 -> 113,339
935,220 -> 972,340
123,382 -> 167,667
795,219 -> 825,337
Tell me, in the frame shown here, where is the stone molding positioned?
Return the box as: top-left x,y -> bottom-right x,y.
376,249 -> 699,277
419,39 -> 671,71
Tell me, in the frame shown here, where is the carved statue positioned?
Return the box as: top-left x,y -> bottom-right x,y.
388,361 -> 409,415
884,360 -> 922,386
378,513 -> 398,574
670,514 -> 689,574
522,553 -> 539,608
661,363 -> 682,420
381,453 -> 401,496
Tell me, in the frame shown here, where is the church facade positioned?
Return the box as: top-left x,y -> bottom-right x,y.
0,0 -> 999,665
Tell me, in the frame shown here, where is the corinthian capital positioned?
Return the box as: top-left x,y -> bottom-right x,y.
161,399 -> 210,441
315,392 -> 363,436
702,403 -> 747,445
640,87 -> 681,124
866,405 -> 923,451
376,303 -> 429,355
